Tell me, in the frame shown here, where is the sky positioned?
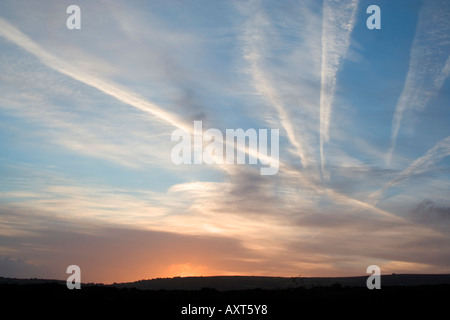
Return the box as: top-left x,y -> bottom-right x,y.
0,0 -> 449,284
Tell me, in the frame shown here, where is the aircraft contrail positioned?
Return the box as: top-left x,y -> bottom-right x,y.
319,0 -> 359,180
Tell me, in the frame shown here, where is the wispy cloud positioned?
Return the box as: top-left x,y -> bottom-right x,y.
2,166 -> 441,279
0,18 -> 191,133
370,136 -> 450,205
388,0 -> 450,164
319,0 -> 359,179
238,0 -> 309,167
0,17 -> 279,175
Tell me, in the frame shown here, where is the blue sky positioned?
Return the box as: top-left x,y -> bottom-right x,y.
0,0 -> 449,283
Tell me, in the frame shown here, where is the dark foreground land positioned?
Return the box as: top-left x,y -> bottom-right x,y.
2,275 -> 449,317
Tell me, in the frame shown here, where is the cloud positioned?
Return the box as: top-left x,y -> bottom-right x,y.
410,199 -> 450,232
0,256 -> 53,279
103,1 -> 214,124
1,163 -> 447,280
235,0 -> 325,174
0,207 -> 256,283
319,0 -> 359,179
0,17 -> 191,133
370,136 -> 450,205
0,17 -> 272,176
239,0 -> 308,167
0,61 -> 178,171
388,0 -> 450,163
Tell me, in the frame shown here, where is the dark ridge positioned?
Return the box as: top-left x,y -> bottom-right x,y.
113,274 -> 450,290
2,275 -> 450,317
2,274 -> 450,290
1,280 -> 449,317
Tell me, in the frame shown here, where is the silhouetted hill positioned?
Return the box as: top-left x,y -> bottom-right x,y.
113,274 -> 450,291
2,274 -> 450,290
1,275 -> 449,317
0,276 -> 67,286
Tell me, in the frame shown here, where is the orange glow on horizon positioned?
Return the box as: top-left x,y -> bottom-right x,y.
165,263 -> 210,277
